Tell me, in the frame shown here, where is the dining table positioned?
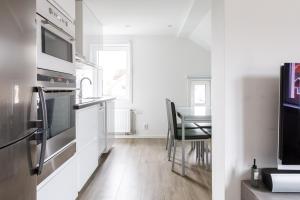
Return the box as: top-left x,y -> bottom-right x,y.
176,106 -> 212,176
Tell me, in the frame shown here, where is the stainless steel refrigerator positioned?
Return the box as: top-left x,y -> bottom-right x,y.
0,0 -> 43,199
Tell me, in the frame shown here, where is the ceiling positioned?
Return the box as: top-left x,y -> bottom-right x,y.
85,0 -> 194,36
189,10 -> 211,50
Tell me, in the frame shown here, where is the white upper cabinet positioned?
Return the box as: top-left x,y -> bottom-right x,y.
50,0 -> 75,21
76,0 -> 103,65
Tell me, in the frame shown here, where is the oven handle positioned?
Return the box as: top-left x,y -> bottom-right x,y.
42,87 -> 80,92
41,19 -> 75,42
35,86 -> 48,175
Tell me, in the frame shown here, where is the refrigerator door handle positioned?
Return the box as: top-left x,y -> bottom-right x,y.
35,86 -> 48,175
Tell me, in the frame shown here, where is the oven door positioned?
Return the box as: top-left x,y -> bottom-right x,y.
36,15 -> 75,74
37,90 -> 75,162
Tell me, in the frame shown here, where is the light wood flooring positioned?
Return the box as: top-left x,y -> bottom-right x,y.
78,139 -> 211,200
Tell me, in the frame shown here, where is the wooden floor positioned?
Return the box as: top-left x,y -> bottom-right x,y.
78,139 -> 211,200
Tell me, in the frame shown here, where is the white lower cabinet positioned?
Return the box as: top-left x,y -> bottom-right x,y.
37,156 -> 77,200
105,100 -> 115,152
98,104 -> 106,155
76,105 -> 99,152
76,105 -> 102,191
76,138 -> 98,190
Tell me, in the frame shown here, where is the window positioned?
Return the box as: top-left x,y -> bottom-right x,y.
188,77 -> 211,106
98,43 -> 132,101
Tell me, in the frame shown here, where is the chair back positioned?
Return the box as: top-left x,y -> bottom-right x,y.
168,101 -> 178,139
165,98 -> 171,129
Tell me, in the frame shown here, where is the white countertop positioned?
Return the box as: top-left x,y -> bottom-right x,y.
74,96 -> 116,109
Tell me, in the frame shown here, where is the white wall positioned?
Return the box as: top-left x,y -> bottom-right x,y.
132,36 -> 210,136
105,35 -> 211,137
212,0 -> 300,199
211,0 -> 225,199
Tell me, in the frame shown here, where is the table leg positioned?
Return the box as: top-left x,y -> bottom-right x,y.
210,140 -> 212,170
182,121 -> 185,176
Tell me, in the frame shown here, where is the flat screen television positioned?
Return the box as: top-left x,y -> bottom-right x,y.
278,63 -> 300,170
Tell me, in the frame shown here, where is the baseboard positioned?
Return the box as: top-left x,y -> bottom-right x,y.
114,134 -> 165,139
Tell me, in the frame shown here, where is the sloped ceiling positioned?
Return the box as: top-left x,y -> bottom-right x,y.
85,0 -> 211,49
188,10 -> 211,51
85,0 -> 193,35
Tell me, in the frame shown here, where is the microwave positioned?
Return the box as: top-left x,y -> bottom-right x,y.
36,0 -> 75,74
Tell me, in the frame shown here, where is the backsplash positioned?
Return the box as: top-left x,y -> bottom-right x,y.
75,63 -> 101,98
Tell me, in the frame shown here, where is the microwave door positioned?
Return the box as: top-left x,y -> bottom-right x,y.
41,26 -> 73,63
36,15 -> 75,74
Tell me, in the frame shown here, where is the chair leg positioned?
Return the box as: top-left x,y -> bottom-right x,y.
196,141 -> 200,164
205,141 -> 209,169
166,126 -> 170,150
191,141 -> 196,150
210,140 -> 212,170
168,134 -> 173,161
182,141 -> 186,176
172,141 -> 177,171
195,142 -> 198,160
201,141 -> 205,164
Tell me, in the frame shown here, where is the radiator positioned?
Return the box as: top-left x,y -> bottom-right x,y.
114,109 -> 135,134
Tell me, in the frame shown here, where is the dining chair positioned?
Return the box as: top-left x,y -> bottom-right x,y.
165,99 -> 203,162
168,101 -> 211,175
194,123 -> 211,155
195,125 -> 212,166
165,98 -> 198,151
200,127 -> 212,135
195,122 -> 212,129
196,127 -> 212,167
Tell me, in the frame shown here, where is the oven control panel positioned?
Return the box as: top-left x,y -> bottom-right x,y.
37,68 -> 76,88
48,7 -> 69,28
37,0 -> 75,37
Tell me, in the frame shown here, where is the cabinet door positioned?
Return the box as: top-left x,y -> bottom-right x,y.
75,105 -> 101,191
98,105 -> 106,155
52,0 -> 75,21
76,105 -> 98,151
105,101 -> 115,152
82,2 -> 102,64
76,139 -> 98,191
37,157 -> 77,200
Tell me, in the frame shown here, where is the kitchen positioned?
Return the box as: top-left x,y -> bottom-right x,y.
0,0 -> 212,200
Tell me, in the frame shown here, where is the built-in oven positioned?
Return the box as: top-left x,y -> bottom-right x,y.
36,0 -> 75,74
37,68 -> 77,183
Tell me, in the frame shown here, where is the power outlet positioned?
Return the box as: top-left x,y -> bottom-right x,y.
144,123 -> 149,130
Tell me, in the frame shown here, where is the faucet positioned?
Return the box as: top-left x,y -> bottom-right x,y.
79,77 -> 92,98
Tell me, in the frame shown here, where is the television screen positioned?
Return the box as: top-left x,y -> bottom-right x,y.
282,63 -> 300,106
279,63 -> 300,167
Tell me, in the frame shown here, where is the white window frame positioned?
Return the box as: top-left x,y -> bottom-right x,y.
187,76 -> 211,107
97,42 -> 133,103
